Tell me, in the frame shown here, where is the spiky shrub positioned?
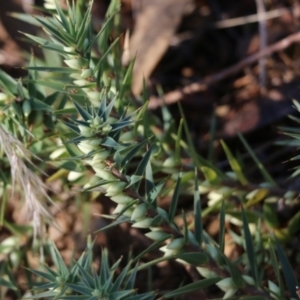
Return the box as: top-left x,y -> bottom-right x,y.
0,0 -> 300,299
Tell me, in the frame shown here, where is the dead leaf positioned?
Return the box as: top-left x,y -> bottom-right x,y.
125,0 -> 193,96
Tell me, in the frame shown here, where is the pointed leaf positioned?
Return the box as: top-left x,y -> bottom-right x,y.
221,139 -> 248,185
120,140 -> 147,168
276,237 -> 298,298
241,206 -> 258,284
194,170 -> 202,246
176,252 -> 208,266
73,101 -> 92,121
163,277 -> 221,299
219,200 -> 225,253
134,145 -> 153,190
238,133 -> 276,186
168,173 -> 182,221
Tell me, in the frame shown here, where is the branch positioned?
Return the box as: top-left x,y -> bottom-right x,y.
148,32 -> 300,110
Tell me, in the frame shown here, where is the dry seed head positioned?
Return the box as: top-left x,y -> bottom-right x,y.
0,126 -> 54,241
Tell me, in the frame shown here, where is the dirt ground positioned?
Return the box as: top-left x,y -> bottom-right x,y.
1,0 -> 300,299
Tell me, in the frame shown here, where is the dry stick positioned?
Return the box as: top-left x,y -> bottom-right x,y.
148,31 -> 300,110
255,0 -> 267,90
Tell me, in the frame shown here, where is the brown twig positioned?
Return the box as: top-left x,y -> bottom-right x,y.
255,0 -> 267,90
148,31 -> 300,110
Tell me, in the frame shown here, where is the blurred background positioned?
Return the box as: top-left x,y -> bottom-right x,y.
2,0 -> 300,169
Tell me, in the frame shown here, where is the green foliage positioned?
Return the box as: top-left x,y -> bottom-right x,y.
0,1 -> 300,300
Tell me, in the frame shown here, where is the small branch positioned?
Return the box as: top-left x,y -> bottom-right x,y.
148,32 -> 300,109
255,0 -> 267,90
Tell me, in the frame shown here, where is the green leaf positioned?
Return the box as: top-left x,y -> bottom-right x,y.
223,255 -> 244,288
0,278 -> 18,290
9,12 -> 40,26
50,242 -> 69,277
145,159 -> 154,201
26,66 -> 76,73
120,140 -> 147,168
201,166 -> 220,185
53,0 -> 71,33
238,133 -> 276,186
28,53 -> 37,97
182,210 -> 189,244
0,69 -> 17,95
94,216 -> 130,233
176,252 -> 208,266
111,260 -> 131,292
134,145 -> 153,190
94,36 -> 120,74
132,236 -> 170,264
73,101 -> 92,121
22,32 -> 75,55
220,139 -> 248,185
241,206 -> 258,284
179,103 -> 222,174
276,237 -> 299,298
174,118 -> 184,163
268,241 -> 284,298
288,210 -> 300,236
194,169 -> 202,246
102,136 -> 122,149
219,200 -> 225,253
120,58 -> 135,100
148,180 -> 165,205
168,173 -> 182,221
86,11 -> 118,52
65,283 -> 93,296
240,297 -> 268,300
35,16 -> 76,46
263,203 -> 279,228
54,107 -> 78,115
30,98 -> 52,111
25,290 -> 60,299
99,249 -> 110,287
29,268 -> 56,282
245,188 -> 269,208
226,210 -> 259,224
163,277 -> 221,299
